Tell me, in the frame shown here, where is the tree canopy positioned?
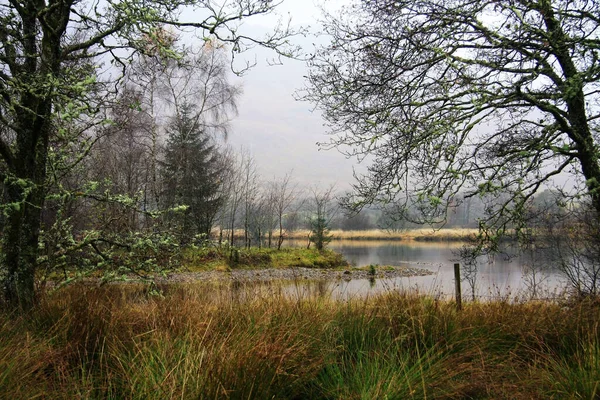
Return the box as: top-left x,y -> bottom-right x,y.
303,0 -> 600,232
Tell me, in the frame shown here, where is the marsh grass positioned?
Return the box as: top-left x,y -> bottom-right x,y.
541,327 -> 600,399
285,228 -> 479,242
222,228 -> 479,242
1,284 -> 599,399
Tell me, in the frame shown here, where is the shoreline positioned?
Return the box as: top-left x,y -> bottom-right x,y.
157,265 -> 435,285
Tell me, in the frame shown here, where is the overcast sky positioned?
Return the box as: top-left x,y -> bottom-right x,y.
220,0 -> 576,195
225,0 -> 359,190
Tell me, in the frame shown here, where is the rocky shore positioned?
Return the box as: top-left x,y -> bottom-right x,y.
159,265 -> 434,284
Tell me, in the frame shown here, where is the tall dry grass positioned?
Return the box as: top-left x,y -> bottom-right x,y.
1,283 -> 599,399
286,228 -> 479,242
217,228 -> 479,242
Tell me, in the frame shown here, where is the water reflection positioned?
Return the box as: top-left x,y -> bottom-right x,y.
288,240 -> 567,300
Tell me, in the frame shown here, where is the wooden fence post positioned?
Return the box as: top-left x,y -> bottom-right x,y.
454,263 -> 462,311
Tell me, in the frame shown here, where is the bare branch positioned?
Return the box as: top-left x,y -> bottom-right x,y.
304,0 -> 600,228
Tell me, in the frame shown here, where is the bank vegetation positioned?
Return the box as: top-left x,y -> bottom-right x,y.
1,284 -> 598,399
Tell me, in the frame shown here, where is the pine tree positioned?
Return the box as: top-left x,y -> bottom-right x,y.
162,103 -> 224,243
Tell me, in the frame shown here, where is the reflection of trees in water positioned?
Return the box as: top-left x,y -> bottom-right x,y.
286,279 -> 332,299
315,280 -> 329,297
377,244 -> 426,262
369,277 -> 376,288
229,280 -> 244,303
331,243 -> 449,267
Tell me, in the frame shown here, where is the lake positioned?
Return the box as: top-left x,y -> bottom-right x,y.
287,240 -> 568,301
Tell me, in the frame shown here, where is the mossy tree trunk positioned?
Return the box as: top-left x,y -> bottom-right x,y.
0,2 -> 63,309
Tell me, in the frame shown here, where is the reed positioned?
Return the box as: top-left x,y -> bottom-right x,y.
1,284 -> 598,399
215,228 -> 479,242
286,228 -> 479,242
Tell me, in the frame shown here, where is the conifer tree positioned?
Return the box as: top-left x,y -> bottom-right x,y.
162,103 -> 224,243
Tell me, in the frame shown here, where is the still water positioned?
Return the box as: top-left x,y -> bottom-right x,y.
288,240 -> 567,301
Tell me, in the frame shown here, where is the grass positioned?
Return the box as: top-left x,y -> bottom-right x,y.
284,228 -> 479,242
181,246 -> 349,271
1,283 -> 599,399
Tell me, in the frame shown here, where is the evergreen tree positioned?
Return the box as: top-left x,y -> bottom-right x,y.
162,104 -> 224,243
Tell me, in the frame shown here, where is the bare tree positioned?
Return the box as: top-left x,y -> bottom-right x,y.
241,153 -> 260,248
162,45 -> 241,139
247,188 -> 273,248
214,146 -> 237,246
220,149 -> 257,247
125,35 -> 173,218
308,185 -> 338,251
263,185 -> 278,248
270,172 -> 301,249
87,88 -> 153,233
303,0 -> 600,245
547,202 -> 600,297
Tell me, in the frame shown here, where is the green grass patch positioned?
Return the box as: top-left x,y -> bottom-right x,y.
182,246 -> 349,271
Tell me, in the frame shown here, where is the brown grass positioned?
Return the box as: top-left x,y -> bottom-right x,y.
285,228 -> 479,241
1,283 -> 598,399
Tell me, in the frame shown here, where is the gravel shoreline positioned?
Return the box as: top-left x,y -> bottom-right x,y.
158,265 -> 435,284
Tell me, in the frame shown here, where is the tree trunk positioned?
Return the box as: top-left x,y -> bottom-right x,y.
577,149 -> 600,216
229,214 -> 235,246
2,193 -> 44,310
2,128 -> 49,309
0,1 -> 64,310
277,217 -> 283,250
540,2 -> 600,217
